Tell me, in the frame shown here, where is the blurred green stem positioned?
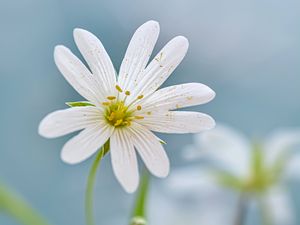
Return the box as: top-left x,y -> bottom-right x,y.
85,141 -> 110,225
130,170 -> 150,225
259,197 -> 272,225
234,193 -> 248,225
0,183 -> 50,225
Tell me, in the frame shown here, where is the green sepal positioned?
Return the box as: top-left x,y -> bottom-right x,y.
159,140 -> 167,145
66,101 -> 95,107
214,170 -> 244,191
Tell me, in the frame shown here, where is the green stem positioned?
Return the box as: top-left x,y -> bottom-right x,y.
130,170 -> 150,225
85,141 -> 110,225
234,193 -> 248,225
0,183 -> 50,225
259,197 -> 272,225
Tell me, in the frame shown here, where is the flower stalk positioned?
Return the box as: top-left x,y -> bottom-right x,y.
130,170 -> 150,225
234,193 -> 248,225
85,141 -> 110,225
259,197 -> 272,225
0,183 -> 50,225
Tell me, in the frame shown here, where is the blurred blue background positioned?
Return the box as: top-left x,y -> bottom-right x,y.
0,0 -> 299,224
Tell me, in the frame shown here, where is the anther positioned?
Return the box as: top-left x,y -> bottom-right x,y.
107,96 -> 116,100
125,91 -> 131,96
115,85 -> 123,92
137,95 -> 144,99
102,102 -> 110,106
114,119 -> 123,127
137,105 -> 142,110
134,116 -> 144,120
108,112 -> 115,121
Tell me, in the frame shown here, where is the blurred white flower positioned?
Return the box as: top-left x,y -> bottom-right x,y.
38,20 -> 215,193
150,125 -> 300,225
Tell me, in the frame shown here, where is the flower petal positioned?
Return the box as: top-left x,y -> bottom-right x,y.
264,128 -> 300,166
110,129 -> 139,193
73,28 -> 117,96
38,106 -> 103,138
139,111 -> 215,134
164,167 -> 221,198
118,21 -> 160,91
132,36 -> 189,98
264,187 -> 295,225
61,123 -> 113,164
284,154 -> 300,180
129,122 -> 169,177
141,83 -> 215,111
149,167 -> 237,225
194,124 -> 251,177
54,46 -> 103,104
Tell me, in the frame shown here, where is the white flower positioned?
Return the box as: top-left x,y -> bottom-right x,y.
38,21 -> 215,193
150,125 -> 300,225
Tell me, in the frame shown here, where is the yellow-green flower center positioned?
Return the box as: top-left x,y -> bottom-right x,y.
103,85 -> 145,128
216,144 -> 287,194
104,101 -> 133,127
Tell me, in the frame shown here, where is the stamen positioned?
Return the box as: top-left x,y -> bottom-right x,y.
103,90 -> 145,128
123,121 -> 131,126
107,96 -> 116,100
126,94 -> 144,109
115,85 -> 123,92
102,102 -> 110,106
114,119 -> 123,127
108,112 -> 115,121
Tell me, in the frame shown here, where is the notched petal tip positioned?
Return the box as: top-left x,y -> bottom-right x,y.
151,151 -> 170,178
211,89 -> 216,100
206,115 -> 216,130
173,35 -> 189,48
54,45 -> 68,56
73,28 -> 101,47
73,27 -> 88,38
122,181 -> 139,193
155,163 -> 170,178
193,83 -> 216,103
53,45 -> 72,63
38,118 -> 50,138
60,149 -> 83,165
207,86 -> 216,102
142,20 -> 160,30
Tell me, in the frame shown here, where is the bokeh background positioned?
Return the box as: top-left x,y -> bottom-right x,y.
0,0 -> 300,224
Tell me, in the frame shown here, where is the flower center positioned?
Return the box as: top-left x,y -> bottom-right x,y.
102,85 -> 144,128
216,145 -> 287,193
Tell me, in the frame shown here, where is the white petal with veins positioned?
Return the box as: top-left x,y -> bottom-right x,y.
73,28 -> 117,96
129,122 -> 169,177
54,46 -> 103,104
139,111 -> 215,134
140,83 -> 215,111
61,124 -> 113,164
118,21 -> 160,91
132,36 -> 189,99
110,129 -> 139,193
38,106 -> 103,138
